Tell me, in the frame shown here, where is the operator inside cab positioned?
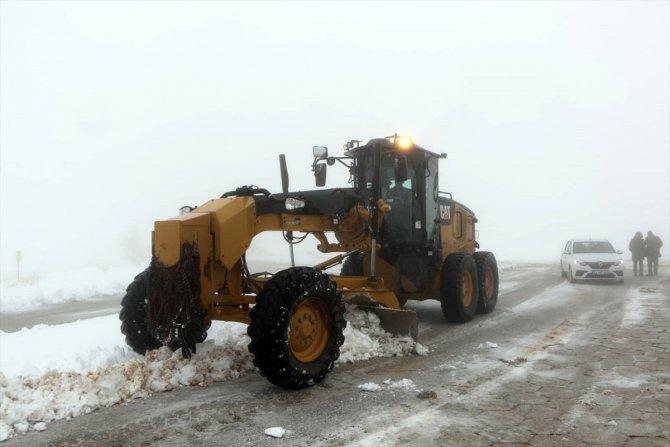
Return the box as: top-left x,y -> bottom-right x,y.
354,138 -> 440,246
381,156 -> 414,242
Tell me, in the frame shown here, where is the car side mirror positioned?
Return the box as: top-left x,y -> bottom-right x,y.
616,250 -> 623,254
314,163 -> 327,187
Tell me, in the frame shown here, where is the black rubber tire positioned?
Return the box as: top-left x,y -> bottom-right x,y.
119,270 -> 163,354
473,251 -> 499,314
569,266 -> 576,283
247,267 -> 346,389
440,253 -> 479,323
340,252 -> 365,276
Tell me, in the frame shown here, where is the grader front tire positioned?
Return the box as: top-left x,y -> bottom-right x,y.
247,267 -> 346,389
120,269 -> 209,356
119,270 -> 163,354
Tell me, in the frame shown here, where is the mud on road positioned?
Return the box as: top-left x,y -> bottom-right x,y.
4,263 -> 670,447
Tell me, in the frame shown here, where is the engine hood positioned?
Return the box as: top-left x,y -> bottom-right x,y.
573,253 -> 622,262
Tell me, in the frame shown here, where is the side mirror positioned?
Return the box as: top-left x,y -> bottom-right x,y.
617,250 -> 623,255
314,163 -> 327,187
313,146 -> 328,160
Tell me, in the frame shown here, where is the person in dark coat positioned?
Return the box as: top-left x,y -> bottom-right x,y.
644,230 -> 663,276
629,231 -> 646,276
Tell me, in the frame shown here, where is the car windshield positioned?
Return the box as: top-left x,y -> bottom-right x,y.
573,241 -> 615,254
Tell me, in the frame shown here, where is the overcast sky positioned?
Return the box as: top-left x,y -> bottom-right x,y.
1,1 -> 668,279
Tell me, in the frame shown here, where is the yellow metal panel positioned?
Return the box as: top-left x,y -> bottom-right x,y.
342,289 -> 402,309
154,220 -> 181,266
154,213 -> 211,266
199,197 -> 257,270
207,306 -> 252,324
333,275 -> 402,309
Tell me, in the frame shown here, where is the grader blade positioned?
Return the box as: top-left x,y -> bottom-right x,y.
365,306 -> 419,341
345,294 -> 419,341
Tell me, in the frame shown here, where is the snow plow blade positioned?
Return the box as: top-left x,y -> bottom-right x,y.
365,306 -> 419,341
346,294 -> 419,341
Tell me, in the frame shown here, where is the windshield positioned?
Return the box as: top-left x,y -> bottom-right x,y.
573,241 -> 615,254
354,146 -> 437,244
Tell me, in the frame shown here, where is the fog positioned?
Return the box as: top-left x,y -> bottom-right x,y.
1,1 -> 668,281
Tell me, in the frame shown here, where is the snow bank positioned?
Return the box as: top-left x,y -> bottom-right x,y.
0,264 -> 146,313
0,306 -> 426,441
339,306 -> 427,362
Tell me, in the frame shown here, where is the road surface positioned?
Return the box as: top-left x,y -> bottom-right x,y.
3,263 -> 669,446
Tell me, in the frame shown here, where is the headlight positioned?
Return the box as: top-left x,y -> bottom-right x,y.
285,198 -> 305,211
179,206 -> 194,215
574,260 -> 589,266
387,134 -> 415,150
613,260 -> 624,266
395,136 -> 414,150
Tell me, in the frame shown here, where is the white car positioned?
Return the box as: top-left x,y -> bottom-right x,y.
560,239 -> 624,283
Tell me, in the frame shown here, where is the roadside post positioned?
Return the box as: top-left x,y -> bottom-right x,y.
16,250 -> 22,282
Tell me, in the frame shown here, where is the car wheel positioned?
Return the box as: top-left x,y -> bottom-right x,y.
569,266 -> 576,284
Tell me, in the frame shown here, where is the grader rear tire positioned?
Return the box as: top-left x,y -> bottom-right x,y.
119,270 -> 163,354
248,267 -> 346,389
440,253 -> 479,323
473,251 -> 499,314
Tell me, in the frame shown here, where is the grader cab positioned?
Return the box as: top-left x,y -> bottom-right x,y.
119,135 -> 499,389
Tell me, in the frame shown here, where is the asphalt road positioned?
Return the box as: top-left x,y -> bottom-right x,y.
0,295 -> 122,333
4,263 -> 670,447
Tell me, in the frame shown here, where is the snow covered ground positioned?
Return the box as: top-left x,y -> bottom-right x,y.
0,260 -> 522,442
0,264 -> 146,314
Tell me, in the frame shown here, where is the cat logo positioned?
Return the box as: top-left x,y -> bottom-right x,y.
439,203 -> 451,221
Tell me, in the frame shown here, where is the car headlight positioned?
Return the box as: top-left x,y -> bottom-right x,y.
613,260 -> 624,266
574,260 -> 589,266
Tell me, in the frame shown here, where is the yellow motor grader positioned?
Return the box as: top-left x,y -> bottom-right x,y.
119,135 -> 499,389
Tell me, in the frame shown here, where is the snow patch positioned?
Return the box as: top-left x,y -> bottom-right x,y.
358,382 -> 382,392
621,287 -> 666,328
0,305 -> 426,441
511,282 -> 570,313
338,306 -> 426,362
358,378 -> 415,392
264,427 -> 286,438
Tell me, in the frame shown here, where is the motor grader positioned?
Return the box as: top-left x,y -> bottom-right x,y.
119,135 -> 499,389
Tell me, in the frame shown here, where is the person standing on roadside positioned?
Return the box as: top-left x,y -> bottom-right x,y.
629,232 -> 646,276
644,230 -> 663,276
